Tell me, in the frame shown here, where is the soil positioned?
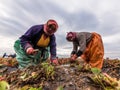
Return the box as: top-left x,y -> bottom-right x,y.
0,57 -> 120,90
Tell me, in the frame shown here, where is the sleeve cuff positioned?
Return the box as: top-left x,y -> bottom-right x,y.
76,51 -> 83,57
25,43 -> 32,51
71,51 -> 76,54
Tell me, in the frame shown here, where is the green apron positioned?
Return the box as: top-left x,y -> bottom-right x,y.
14,40 -> 49,68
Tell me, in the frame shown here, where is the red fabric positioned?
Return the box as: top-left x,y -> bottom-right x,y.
47,19 -> 58,29
44,19 -> 58,35
66,32 -> 76,41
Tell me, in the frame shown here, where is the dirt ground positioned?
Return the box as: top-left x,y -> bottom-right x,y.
0,57 -> 120,90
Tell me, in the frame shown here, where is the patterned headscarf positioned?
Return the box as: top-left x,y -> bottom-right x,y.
44,19 -> 58,35
66,32 -> 76,41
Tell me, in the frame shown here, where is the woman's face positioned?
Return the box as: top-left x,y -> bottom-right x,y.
46,24 -> 57,35
67,36 -> 74,41
66,32 -> 76,41
44,21 -> 58,36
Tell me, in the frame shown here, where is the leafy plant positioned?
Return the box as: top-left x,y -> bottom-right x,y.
41,62 -> 55,80
0,81 -> 9,90
90,68 -> 120,90
91,68 -> 101,75
56,86 -> 64,90
77,64 -> 83,70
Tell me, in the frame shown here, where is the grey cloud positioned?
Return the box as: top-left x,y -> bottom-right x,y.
0,0 -> 120,58
95,12 -> 120,36
67,11 -> 99,31
0,18 -> 26,36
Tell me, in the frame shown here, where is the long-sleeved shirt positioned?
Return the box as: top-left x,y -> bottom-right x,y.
19,24 -> 57,59
72,32 -> 92,56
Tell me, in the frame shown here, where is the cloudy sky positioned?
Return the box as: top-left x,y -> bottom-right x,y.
0,0 -> 120,59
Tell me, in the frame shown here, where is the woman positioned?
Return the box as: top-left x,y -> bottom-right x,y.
66,32 -> 104,69
14,19 -> 59,68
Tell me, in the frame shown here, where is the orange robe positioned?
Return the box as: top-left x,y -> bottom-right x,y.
81,32 -> 104,69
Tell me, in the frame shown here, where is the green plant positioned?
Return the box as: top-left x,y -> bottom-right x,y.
77,64 -> 83,70
0,81 -> 9,90
90,68 -> 120,90
56,86 -> 64,90
91,68 -> 101,75
41,62 -> 55,80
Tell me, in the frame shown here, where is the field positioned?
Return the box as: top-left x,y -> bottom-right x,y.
0,57 -> 120,90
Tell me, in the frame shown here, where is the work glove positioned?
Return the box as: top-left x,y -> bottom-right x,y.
26,47 -> 38,55
51,59 -> 59,65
